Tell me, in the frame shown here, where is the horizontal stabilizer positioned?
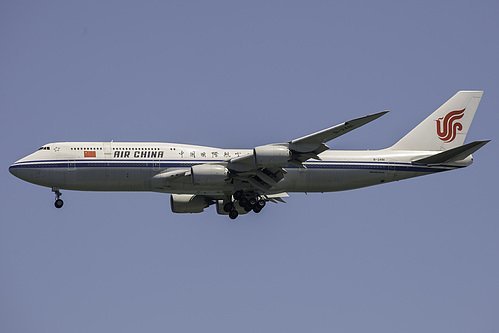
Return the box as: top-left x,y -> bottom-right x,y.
413,140 -> 490,165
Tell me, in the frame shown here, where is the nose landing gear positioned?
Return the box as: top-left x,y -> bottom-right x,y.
52,187 -> 64,209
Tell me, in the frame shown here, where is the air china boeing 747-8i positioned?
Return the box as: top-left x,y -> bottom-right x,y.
10,91 -> 489,219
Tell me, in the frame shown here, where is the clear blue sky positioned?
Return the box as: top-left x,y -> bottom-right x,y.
1,1 -> 498,332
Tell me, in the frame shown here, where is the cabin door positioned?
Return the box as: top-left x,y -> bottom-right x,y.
388,162 -> 396,178
103,142 -> 112,158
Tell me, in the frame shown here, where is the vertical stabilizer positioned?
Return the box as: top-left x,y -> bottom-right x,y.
390,91 -> 483,151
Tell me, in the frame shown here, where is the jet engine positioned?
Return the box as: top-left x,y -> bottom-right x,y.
170,194 -> 212,213
253,145 -> 291,167
190,164 -> 228,185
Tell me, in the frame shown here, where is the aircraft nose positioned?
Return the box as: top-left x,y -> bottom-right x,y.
9,157 -> 28,179
9,164 -> 20,177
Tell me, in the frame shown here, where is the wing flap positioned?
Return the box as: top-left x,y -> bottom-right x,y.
264,192 -> 289,203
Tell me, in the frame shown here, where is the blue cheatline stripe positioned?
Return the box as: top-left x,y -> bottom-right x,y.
11,158 -> 226,165
9,159 -> 458,173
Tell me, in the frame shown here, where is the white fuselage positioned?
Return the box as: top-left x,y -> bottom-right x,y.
9,141 -> 468,199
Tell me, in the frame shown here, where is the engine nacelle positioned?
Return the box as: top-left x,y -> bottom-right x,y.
170,194 -> 211,213
191,164 -> 228,185
253,145 -> 291,167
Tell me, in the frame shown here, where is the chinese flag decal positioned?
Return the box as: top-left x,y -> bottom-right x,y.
84,151 -> 96,158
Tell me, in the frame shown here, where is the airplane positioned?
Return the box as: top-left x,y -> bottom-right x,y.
9,91 -> 489,219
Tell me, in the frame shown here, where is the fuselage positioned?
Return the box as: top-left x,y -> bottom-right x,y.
9,141 -> 470,199
8,92 -> 486,219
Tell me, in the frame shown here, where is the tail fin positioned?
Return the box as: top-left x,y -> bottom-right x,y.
390,91 -> 483,151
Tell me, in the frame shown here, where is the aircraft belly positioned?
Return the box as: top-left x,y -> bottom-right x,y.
12,167 -> 67,188
277,167 -> 399,192
64,166 -> 151,191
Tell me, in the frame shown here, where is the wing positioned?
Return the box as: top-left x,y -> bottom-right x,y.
152,112 -> 388,195
226,111 -> 388,191
228,111 -> 388,169
289,111 -> 389,155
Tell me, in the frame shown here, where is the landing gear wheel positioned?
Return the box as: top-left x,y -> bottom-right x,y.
257,199 -> 266,208
55,199 -> 64,209
233,190 -> 244,200
229,210 -> 239,220
253,206 -> 262,213
239,197 -> 249,208
244,205 -> 252,212
248,198 -> 257,207
52,187 -> 63,209
223,202 -> 234,212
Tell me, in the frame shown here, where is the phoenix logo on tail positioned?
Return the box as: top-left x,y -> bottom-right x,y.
436,108 -> 465,143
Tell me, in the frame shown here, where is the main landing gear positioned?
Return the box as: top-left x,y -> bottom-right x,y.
224,190 -> 266,220
52,187 -> 64,209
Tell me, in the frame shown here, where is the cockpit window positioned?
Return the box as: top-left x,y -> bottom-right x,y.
38,147 -> 50,151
